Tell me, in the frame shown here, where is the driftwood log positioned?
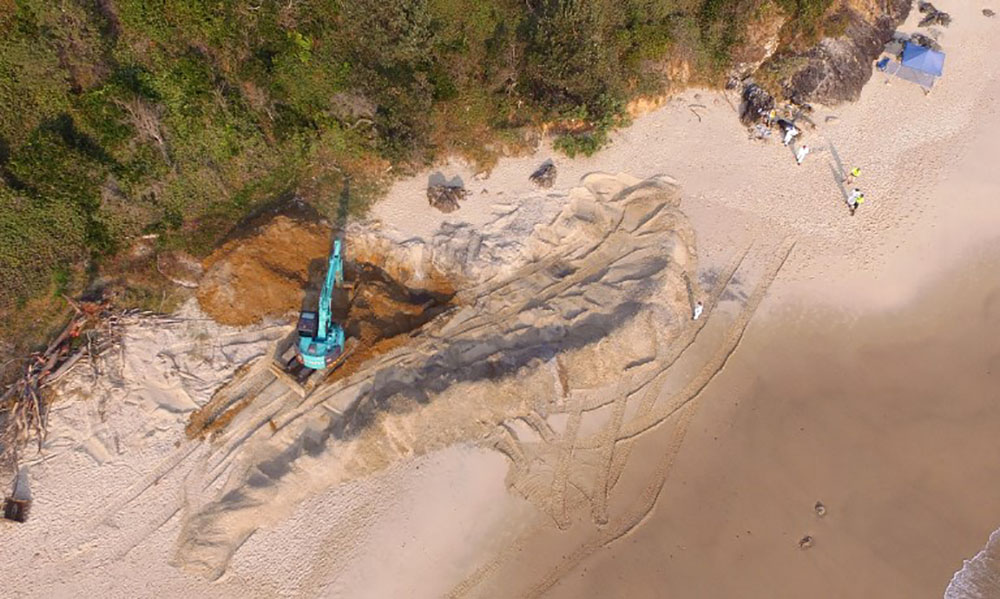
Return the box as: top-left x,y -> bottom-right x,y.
427,184 -> 469,213
529,162 -> 557,188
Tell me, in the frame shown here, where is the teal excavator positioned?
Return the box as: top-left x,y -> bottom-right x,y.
271,181 -> 356,394
295,237 -> 347,369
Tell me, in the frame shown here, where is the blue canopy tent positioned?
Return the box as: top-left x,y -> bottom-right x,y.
883,42 -> 946,91
903,43 -> 945,75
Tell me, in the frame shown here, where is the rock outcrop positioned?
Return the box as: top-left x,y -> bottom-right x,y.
770,0 -> 912,104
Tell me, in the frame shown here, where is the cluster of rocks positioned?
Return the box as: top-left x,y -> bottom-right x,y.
426,161 -> 559,214
739,83 -> 776,126
918,2 -> 952,28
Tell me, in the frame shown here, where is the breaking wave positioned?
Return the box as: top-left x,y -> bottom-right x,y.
944,527 -> 1000,599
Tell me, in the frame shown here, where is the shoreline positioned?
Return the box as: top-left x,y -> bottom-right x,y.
505,242 -> 1000,598
415,2 -> 1000,595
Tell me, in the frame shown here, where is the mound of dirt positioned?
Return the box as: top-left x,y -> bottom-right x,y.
196,216 -> 331,326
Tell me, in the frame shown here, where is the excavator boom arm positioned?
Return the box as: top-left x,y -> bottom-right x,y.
316,238 -> 343,341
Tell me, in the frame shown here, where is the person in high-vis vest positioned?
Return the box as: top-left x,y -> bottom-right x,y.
843,166 -> 861,185
847,188 -> 865,216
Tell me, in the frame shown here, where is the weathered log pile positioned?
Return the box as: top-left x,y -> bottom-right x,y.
427,184 -> 469,213
0,299 -> 125,471
529,162 -> 557,188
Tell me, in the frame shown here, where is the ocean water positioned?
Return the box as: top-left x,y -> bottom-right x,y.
945,528 -> 1000,599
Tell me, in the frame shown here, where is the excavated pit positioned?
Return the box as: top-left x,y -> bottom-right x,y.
197,212 -> 458,370
328,261 -> 456,383
189,217 -> 459,439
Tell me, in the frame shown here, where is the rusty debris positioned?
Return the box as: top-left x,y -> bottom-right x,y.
3,497 -> 29,523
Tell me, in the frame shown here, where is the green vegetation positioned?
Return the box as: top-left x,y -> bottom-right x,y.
0,0 -> 843,357
775,0 -> 838,49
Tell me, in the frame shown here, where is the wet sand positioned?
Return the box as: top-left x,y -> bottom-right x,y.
537,246 -> 1000,598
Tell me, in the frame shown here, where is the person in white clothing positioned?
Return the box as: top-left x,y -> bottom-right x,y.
795,144 -> 810,165
783,125 -> 799,146
692,301 -> 704,320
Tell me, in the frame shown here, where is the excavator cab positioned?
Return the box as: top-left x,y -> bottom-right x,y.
297,321 -> 345,369
296,311 -> 319,339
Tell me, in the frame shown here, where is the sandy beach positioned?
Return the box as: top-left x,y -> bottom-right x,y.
3,1 -> 999,597
480,247 -> 1000,598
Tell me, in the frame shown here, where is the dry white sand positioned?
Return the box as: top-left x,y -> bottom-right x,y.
3,1 -> 999,597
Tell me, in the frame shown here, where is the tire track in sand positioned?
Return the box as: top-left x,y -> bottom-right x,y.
446,237 -> 793,598
523,239 -> 793,598
524,402 -> 698,599
598,243 -> 751,496
550,404 -> 583,529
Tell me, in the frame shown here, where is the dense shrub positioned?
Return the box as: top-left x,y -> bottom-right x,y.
0,0 -> 836,325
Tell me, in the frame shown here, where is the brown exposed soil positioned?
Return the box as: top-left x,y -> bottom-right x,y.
194,213 -> 456,406
186,241 -> 456,439
196,216 -> 332,326
185,360 -> 257,439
